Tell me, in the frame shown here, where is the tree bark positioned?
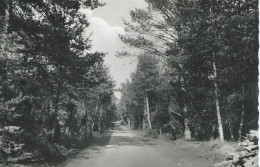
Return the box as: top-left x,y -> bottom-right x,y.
142,117 -> 146,130
127,118 -> 131,127
98,124 -> 101,132
0,74 -> 3,122
210,125 -> 215,140
0,1 -> 9,133
139,116 -> 141,130
52,81 -> 61,143
229,123 -> 234,141
87,114 -> 93,138
145,95 -> 152,129
238,84 -> 245,140
98,101 -> 102,132
95,101 -> 100,132
143,97 -> 146,130
213,56 -> 224,143
183,106 -> 191,140
179,64 -> 191,140
83,101 -> 87,139
238,4 -> 246,140
92,121 -> 94,131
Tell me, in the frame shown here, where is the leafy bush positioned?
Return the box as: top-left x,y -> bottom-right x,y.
162,120 -> 184,140
146,129 -> 160,139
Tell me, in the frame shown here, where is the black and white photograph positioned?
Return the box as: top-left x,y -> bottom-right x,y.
0,0 -> 259,166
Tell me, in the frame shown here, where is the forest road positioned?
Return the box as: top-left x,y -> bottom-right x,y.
63,124 -> 213,167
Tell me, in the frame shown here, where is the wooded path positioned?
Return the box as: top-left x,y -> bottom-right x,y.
62,123 -> 213,167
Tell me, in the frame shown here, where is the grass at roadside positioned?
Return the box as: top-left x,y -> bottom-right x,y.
130,127 -> 238,164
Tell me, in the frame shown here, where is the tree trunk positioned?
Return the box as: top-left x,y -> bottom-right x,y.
183,106 -> 191,140
84,124 -> 87,138
0,80 -> 3,128
87,115 -> 93,138
139,116 -> 141,130
98,102 -> 102,132
98,124 -> 101,132
127,118 -> 131,127
52,81 -> 61,143
194,126 -> 198,139
142,117 -> 146,130
210,125 -> 215,140
179,64 -> 191,140
145,95 -> 152,129
0,0 -> 9,131
83,101 -> 87,139
92,121 -> 94,130
213,57 -> 224,143
143,97 -> 146,130
95,101 -> 100,132
238,84 -> 245,140
67,127 -> 70,138
229,123 -> 234,141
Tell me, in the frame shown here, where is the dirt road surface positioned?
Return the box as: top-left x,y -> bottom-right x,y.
61,124 -> 213,167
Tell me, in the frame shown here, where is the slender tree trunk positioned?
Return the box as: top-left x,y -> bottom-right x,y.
91,120 -> 95,135
84,121 -> 87,138
127,118 -> 131,127
0,74 -> 3,121
238,3 -> 245,141
98,102 -> 102,132
143,97 -> 146,130
238,84 -> 245,140
87,111 -> 93,138
179,64 -> 191,140
212,56 -> 224,143
229,123 -> 234,141
94,101 -> 100,132
98,124 -> 101,132
83,101 -> 87,139
145,95 -> 152,129
194,126 -> 198,139
0,83 -> 4,142
139,116 -> 141,130
142,117 -> 146,130
210,125 -> 215,140
183,106 -> 191,140
0,1 -> 9,133
52,81 -> 61,143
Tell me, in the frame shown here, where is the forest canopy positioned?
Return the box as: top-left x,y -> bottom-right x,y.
0,0 -> 117,163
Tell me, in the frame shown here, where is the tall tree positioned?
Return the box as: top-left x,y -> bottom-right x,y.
119,0 -> 258,142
